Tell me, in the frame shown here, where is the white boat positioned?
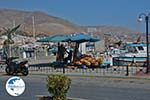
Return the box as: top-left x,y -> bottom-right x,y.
110,43 -> 149,66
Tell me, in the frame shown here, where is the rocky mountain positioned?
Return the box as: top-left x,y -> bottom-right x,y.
0,9 -> 142,42
0,9 -> 84,36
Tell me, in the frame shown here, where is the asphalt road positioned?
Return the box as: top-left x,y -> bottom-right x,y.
1,74 -> 150,100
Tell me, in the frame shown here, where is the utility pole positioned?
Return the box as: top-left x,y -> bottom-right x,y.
32,16 -> 37,60
32,16 -> 35,39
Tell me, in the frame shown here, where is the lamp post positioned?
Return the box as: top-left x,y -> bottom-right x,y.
138,13 -> 150,74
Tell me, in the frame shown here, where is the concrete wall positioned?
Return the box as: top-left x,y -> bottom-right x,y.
95,40 -> 105,53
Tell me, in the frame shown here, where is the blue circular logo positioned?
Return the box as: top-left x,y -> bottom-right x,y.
5,76 -> 25,96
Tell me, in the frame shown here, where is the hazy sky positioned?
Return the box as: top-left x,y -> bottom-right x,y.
0,0 -> 150,32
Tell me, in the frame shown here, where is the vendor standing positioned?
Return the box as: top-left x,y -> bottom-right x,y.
57,44 -> 66,62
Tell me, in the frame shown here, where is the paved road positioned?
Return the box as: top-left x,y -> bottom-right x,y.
1,75 -> 150,100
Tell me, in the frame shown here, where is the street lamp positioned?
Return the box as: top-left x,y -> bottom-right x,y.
138,13 -> 150,74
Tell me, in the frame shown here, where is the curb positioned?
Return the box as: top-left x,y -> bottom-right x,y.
1,71 -> 150,80
28,73 -> 150,81
36,95 -> 91,100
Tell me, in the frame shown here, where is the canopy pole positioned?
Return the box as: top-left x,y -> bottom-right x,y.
73,42 -> 79,61
56,42 -> 60,62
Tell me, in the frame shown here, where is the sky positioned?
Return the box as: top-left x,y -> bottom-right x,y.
0,0 -> 150,32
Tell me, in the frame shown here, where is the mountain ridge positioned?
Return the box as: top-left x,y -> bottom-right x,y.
0,9 -> 141,42
0,9 -> 84,36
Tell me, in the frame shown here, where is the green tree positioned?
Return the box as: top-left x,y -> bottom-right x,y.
46,74 -> 71,100
2,24 -> 21,57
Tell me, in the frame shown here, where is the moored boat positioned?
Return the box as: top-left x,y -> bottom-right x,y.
110,43 -> 149,66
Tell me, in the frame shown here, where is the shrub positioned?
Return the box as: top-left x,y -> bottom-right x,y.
46,74 -> 71,100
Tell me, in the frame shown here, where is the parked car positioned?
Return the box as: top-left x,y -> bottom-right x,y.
100,61 -> 111,68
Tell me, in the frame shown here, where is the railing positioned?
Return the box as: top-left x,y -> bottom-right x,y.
0,64 -> 143,77
28,65 -> 143,76
0,55 -> 146,76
